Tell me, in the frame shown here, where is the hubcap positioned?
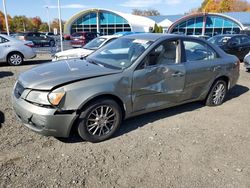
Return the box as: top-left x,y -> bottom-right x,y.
86,105 -> 116,136
212,83 -> 226,105
10,54 -> 22,65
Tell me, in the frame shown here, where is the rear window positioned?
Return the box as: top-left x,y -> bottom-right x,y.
72,33 -> 83,37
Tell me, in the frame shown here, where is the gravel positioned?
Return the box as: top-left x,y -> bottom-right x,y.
0,59 -> 250,188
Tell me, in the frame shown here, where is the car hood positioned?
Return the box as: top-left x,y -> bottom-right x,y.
55,48 -> 94,58
18,59 -> 122,90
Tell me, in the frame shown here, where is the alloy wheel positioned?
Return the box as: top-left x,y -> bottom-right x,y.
86,105 -> 117,136
212,83 -> 226,105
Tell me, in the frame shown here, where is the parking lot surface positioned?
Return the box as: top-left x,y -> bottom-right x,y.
0,59 -> 250,188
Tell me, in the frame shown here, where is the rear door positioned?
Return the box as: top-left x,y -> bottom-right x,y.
132,39 -> 186,112
181,39 -> 221,100
0,36 -> 9,61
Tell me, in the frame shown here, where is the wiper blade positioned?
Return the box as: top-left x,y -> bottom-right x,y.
87,59 -> 104,67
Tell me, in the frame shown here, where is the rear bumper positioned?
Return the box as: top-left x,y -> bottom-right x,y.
12,93 -> 77,138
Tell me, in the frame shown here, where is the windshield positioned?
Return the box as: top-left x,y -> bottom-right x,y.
87,37 -> 153,69
84,37 -> 107,50
208,35 -> 232,45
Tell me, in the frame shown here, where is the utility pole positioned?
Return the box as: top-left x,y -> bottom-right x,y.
45,6 -> 51,32
58,0 -> 63,51
2,0 -> 9,35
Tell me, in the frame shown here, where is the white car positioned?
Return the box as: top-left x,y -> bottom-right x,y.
52,35 -> 118,61
0,34 -> 36,66
243,51 -> 250,72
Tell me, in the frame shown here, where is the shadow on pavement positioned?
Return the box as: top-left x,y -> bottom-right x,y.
225,84 -> 249,102
55,84 -> 249,144
0,59 -> 51,67
0,71 -> 14,78
0,111 -> 5,128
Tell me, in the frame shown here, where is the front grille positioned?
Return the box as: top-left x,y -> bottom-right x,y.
14,82 -> 25,99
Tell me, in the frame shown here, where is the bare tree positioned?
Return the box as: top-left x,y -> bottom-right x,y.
132,9 -> 160,16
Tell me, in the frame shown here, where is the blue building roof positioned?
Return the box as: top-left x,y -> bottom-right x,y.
149,12 -> 250,26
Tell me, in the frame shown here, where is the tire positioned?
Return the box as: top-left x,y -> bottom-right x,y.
205,80 -> 228,106
49,40 -> 55,47
77,99 -> 122,143
247,68 -> 250,72
7,52 -> 23,66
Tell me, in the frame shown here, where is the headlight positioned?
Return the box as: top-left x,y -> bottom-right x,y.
26,91 -> 50,105
26,90 -> 65,106
48,90 -> 65,106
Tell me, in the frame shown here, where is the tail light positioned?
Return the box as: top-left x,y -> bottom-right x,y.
25,42 -> 34,48
236,60 -> 240,72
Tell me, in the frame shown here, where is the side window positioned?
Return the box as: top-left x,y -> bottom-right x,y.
0,37 -> 8,43
183,41 -> 217,62
240,36 -> 250,44
229,37 -> 241,45
146,40 -> 179,66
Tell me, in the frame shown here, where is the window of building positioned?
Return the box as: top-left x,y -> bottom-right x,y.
71,11 -> 131,35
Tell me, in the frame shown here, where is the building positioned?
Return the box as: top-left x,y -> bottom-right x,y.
149,12 -> 250,37
64,8 -> 155,35
64,8 -> 250,36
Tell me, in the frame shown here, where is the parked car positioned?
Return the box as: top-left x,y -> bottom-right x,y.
12,34 -> 240,142
63,34 -> 71,40
53,35 -> 119,61
243,51 -> 250,72
0,34 -> 36,65
15,32 -> 56,47
70,32 -> 97,48
44,32 -> 60,42
208,34 -> 250,61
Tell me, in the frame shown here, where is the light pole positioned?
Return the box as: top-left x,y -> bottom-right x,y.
57,0 -> 63,51
2,0 -> 9,35
45,6 -> 51,32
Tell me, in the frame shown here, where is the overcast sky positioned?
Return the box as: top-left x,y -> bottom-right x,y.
1,0 -> 250,22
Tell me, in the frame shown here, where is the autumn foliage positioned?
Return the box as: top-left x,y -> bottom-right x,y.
0,11 -> 64,33
200,0 -> 250,12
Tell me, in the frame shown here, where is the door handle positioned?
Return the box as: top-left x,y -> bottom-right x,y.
171,71 -> 184,77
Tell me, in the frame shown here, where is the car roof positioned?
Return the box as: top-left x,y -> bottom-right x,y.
122,33 -> 199,41
212,34 -> 248,38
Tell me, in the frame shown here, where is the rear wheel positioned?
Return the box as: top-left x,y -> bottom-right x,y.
205,80 -> 227,106
247,68 -> 250,72
77,99 -> 122,143
49,40 -> 55,47
7,53 -> 23,66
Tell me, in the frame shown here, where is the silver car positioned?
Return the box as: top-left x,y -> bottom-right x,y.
12,34 -> 240,142
0,34 -> 36,65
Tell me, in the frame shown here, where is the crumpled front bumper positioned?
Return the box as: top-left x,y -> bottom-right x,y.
12,93 -> 77,138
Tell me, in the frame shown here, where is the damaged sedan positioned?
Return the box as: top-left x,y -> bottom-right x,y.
12,34 -> 240,142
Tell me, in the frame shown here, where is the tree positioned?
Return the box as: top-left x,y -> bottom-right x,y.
31,16 -> 42,31
204,0 -> 220,12
132,9 -> 160,16
51,18 -> 65,33
39,23 -> 49,32
219,0 -> 231,12
153,23 -> 163,33
0,11 -> 5,31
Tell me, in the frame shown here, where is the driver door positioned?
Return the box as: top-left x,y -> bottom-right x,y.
132,39 -> 186,112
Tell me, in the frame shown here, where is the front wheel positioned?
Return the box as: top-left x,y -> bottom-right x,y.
205,80 -> 227,106
7,53 -> 23,66
77,99 -> 122,143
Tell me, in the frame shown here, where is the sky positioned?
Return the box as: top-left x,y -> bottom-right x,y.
0,0 -> 250,22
